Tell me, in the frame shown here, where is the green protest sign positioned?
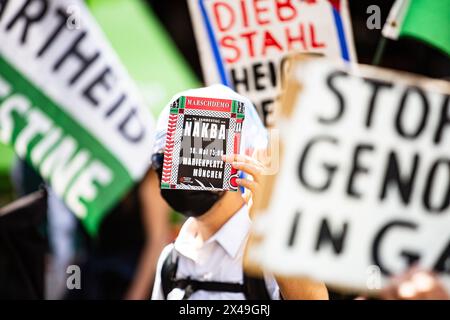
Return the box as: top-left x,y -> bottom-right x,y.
0,0 -> 154,235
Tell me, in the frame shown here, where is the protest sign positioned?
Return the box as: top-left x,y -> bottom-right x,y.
246,57 -> 450,293
161,96 -> 243,191
0,0 -> 154,234
187,0 -> 356,125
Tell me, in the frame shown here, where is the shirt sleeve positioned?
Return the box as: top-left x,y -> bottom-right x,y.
151,243 -> 174,300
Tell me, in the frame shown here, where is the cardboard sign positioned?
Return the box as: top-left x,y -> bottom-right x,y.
0,0 -> 154,234
161,96 -> 244,191
188,0 -> 356,125
246,57 -> 450,293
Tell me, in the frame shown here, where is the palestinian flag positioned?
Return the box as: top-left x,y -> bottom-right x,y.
382,0 -> 450,56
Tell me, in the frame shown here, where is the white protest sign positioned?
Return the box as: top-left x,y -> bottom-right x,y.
247,58 -> 450,293
187,0 -> 356,126
0,0 -> 154,234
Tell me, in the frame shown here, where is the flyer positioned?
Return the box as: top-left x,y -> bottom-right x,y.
161,96 -> 244,191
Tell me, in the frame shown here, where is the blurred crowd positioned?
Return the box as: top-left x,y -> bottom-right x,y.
0,0 -> 448,300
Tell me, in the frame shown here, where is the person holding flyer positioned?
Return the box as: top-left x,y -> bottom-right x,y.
150,84 -> 328,300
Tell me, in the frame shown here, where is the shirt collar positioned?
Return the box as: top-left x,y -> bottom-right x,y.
174,205 -> 251,260
208,205 -> 251,258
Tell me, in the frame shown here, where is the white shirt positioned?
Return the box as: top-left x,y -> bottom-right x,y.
151,205 -> 280,300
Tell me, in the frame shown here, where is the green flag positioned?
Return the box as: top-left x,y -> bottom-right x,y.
87,0 -> 199,116
0,143 -> 13,174
383,0 -> 450,56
